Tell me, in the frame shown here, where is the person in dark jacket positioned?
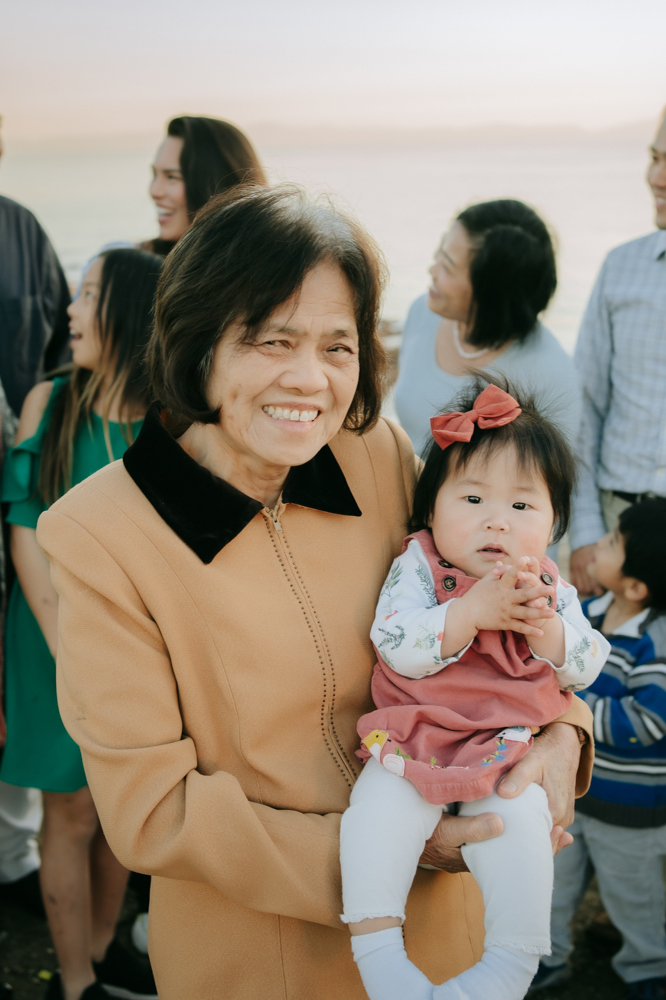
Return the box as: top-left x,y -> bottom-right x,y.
0,118 -> 71,416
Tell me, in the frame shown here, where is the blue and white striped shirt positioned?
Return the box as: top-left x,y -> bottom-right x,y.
579,593 -> 666,828
570,229 -> 666,550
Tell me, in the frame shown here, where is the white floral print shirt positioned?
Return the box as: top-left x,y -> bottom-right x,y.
371,539 -> 610,692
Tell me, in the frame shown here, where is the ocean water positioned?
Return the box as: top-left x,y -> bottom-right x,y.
0,137 -> 656,353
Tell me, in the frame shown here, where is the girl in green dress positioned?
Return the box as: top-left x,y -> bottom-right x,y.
0,249 -> 163,1000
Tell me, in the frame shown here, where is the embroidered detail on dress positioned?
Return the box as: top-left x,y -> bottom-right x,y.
361,730 -> 389,759
497,726 -> 532,744
482,737 -> 507,765
382,754 -> 405,776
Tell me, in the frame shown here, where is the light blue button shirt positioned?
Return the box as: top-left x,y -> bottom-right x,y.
394,294 -> 582,457
570,230 -> 666,550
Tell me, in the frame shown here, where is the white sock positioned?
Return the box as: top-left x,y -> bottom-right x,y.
351,926 -> 435,1000
433,946 -> 539,1000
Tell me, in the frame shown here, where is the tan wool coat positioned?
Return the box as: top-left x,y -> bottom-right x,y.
37,409 -> 594,1000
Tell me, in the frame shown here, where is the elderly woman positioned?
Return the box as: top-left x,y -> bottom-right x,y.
394,199 -> 581,457
38,187 -> 593,999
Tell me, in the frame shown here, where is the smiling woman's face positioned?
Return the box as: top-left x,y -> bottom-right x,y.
427,221 -> 475,322
150,136 -> 189,242
205,262 -> 360,471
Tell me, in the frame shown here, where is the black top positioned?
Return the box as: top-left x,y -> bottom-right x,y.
123,404 -> 362,564
0,194 -> 71,415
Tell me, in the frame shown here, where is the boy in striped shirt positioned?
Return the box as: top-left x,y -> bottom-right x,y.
531,499 -> 666,1000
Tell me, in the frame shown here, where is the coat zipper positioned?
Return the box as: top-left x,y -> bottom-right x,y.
262,504 -> 356,787
267,500 -> 283,532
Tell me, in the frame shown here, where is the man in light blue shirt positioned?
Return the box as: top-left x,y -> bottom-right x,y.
569,109 -> 666,596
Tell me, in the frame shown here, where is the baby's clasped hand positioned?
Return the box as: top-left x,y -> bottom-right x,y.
440,557 -> 556,659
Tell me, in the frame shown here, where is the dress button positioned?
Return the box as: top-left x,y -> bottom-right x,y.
541,572 -> 553,586
442,576 -> 456,591
439,559 -> 452,568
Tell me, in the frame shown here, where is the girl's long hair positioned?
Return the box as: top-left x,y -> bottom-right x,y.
38,248 -> 163,504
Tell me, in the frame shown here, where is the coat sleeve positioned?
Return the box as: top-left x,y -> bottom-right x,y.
37,508 -> 345,930
551,694 -> 594,797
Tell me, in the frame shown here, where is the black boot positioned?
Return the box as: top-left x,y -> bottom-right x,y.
92,939 -> 157,999
44,974 -> 108,1000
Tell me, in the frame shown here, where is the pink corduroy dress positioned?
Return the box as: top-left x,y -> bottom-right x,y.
357,529 -> 573,804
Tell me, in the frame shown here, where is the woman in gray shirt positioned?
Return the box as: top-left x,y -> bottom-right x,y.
394,200 -> 581,456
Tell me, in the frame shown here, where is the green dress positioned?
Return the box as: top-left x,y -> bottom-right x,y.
0,377 -> 142,792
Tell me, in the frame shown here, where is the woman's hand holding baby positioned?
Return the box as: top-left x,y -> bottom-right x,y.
440,560 -> 556,659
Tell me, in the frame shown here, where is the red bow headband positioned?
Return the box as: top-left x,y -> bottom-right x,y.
430,385 -> 522,451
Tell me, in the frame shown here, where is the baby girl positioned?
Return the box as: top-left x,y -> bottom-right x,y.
340,383 -> 609,1000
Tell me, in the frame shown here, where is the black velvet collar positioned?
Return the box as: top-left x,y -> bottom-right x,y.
123,405 -> 361,564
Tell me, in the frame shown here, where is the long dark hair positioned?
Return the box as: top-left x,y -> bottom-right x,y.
455,199 -> 557,350
38,248 -> 163,504
147,116 -> 267,256
410,377 -> 576,544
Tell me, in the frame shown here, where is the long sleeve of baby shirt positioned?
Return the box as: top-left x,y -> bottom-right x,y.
528,579 -> 610,693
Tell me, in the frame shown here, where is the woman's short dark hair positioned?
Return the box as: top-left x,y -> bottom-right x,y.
410,377 -> 576,543
455,199 -> 557,350
148,184 -> 387,432
619,499 -> 666,611
168,115 -> 267,219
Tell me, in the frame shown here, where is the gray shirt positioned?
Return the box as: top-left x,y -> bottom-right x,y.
570,229 -> 666,550
394,294 -> 582,457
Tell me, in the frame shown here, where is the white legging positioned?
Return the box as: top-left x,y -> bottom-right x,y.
341,756 -> 554,955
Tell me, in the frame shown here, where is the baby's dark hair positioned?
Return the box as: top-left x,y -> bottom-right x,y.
409,377 -> 576,543
618,499 -> 666,612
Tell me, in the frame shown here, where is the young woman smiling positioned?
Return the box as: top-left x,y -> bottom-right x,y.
0,249 -> 163,1000
145,115 -> 267,255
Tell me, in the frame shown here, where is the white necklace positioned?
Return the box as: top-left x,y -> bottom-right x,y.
452,322 -> 490,360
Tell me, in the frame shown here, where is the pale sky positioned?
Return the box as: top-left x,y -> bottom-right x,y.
2,0 -> 666,141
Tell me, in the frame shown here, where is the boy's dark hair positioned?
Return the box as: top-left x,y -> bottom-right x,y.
619,499 -> 666,612
456,199 -> 557,351
409,377 -> 576,543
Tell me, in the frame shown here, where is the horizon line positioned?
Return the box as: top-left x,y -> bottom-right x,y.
5,117 -> 657,154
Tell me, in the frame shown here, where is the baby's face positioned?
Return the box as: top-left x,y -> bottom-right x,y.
431,445 -> 555,580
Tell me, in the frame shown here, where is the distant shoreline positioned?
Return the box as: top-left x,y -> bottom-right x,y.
8,118 -> 655,156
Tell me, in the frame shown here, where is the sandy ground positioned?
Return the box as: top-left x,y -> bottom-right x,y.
0,878 -> 627,1000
